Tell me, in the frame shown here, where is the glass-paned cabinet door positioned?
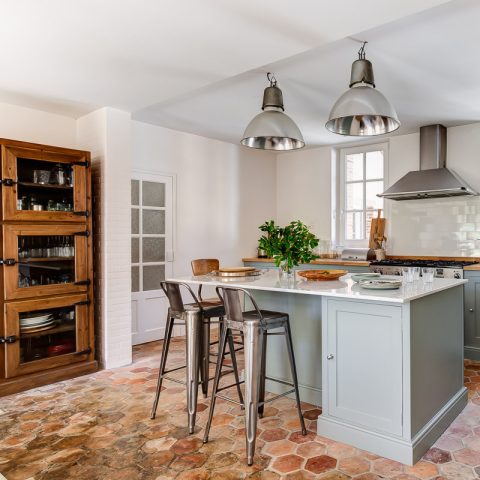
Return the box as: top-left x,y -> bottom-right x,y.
1,145 -> 88,222
3,224 -> 89,300
3,294 -> 90,378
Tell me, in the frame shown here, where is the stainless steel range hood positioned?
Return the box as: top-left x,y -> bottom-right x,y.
378,124 -> 477,200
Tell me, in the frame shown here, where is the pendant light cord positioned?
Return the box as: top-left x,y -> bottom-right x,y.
267,72 -> 277,87
358,41 -> 368,59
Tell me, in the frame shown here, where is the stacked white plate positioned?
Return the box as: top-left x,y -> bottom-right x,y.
20,313 -> 56,332
359,279 -> 402,290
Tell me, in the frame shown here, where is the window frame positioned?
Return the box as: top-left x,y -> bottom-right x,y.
338,142 -> 388,248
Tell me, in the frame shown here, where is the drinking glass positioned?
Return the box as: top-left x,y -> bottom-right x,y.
422,267 -> 434,283
411,266 -> 420,281
402,267 -> 413,283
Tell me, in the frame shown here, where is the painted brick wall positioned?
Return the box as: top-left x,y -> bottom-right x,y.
77,108 -> 132,369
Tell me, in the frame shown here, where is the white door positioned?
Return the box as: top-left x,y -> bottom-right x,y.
325,299 -> 403,436
131,173 -> 175,345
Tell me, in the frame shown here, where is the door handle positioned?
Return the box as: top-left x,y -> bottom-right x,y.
327,354 -> 334,360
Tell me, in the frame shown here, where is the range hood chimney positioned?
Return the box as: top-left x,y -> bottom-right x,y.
378,124 -> 477,200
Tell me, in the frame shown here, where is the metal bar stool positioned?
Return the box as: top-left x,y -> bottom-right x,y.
203,286 -> 306,465
150,281 -> 242,434
191,258 -> 243,379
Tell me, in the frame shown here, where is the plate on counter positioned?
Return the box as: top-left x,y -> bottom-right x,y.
298,269 -> 348,281
359,279 -> 402,290
351,273 -> 381,283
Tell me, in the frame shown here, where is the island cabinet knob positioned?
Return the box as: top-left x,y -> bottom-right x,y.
470,308 -> 474,312
327,354 -> 334,360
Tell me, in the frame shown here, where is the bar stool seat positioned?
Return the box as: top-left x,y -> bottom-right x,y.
203,286 -> 307,465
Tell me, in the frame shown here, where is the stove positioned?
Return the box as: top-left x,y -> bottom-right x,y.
369,259 -> 478,279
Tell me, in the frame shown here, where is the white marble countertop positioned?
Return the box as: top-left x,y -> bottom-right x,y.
168,270 -> 467,304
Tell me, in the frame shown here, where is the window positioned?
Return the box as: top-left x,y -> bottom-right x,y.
339,143 -> 387,247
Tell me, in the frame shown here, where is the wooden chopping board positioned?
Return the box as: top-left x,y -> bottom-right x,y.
369,209 -> 386,249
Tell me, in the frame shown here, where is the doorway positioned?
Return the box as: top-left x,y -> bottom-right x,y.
131,172 -> 175,345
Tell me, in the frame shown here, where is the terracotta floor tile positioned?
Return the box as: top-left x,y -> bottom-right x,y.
263,439 -> 296,456
453,447 -> 480,466
296,441 -> 327,458
271,454 -> 304,474
304,454 -> 337,474
337,455 -> 370,475
422,447 -> 452,464
405,460 -> 439,478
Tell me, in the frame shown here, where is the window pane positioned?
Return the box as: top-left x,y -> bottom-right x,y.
131,208 -> 139,234
142,181 -> 165,207
131,180 -> 139,206
366,181 -> 384,210
345,212 -> 364,240
143,265 -> 165,291
142,237 -> 165,262
345,153 -> 363,181
143,209 -> 165,235
132,266 -> 139,292
131,237 -> 139,264
366,151 -> 383,180
346,182 -> 363,210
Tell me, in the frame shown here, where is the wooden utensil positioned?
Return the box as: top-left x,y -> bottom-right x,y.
369,209 -> 386,249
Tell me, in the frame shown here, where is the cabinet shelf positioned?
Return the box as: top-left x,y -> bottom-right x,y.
17,181 -> 73,190
20,257 -> 74,263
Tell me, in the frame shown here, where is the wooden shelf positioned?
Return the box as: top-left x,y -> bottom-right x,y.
17,181 -> 73,190
20,257 -> 74,263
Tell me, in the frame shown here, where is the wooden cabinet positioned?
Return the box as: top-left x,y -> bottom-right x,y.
464,271 -> 480,360
0,139 -> 96,396
1,144 -> 88,222
324,299 -> 403,436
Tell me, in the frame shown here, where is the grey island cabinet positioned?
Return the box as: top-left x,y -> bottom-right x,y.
464,270 -> 480,360
171,270 -> 467,465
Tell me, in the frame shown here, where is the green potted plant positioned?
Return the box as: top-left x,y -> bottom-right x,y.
258,220 -> 319,277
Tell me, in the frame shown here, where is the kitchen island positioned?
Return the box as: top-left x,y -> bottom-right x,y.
169,270 -> 467,464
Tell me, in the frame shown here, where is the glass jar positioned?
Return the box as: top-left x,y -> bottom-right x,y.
51,164 -> 66,185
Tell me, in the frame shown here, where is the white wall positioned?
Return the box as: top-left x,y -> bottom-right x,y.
0,102 -> 76,147
276,122 -> 480,257
276,146 -> 332,242
132,121 -> 277,275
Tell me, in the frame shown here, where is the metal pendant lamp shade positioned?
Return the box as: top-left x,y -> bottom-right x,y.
326,43 -> 400,136
241,73 -> 305,151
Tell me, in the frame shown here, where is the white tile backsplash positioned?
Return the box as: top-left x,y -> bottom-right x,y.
389,196 -> 480,256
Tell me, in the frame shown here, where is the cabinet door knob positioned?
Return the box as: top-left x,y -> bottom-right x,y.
327,354 -> 334,360
470,308 -> 474,312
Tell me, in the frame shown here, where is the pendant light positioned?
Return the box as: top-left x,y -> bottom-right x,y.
241,73 -> 305,151
326,42 -> 400,136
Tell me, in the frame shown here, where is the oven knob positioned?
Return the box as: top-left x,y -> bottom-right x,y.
454,272 -> 461,279
395,271 -> 401,276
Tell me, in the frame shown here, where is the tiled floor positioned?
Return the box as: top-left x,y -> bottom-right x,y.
2,340 -> 480,479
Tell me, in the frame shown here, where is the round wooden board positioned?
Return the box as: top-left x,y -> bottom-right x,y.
297,269 -> 348,281
218,266 -> 256,273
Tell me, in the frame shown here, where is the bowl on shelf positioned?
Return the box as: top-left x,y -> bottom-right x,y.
297,269 -> 348,281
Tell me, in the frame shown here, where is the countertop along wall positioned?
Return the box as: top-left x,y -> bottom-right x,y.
276,122 -> 480,257
132,121 -> 277,276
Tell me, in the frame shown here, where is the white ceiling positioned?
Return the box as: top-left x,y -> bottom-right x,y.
0,0 -> 467,147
